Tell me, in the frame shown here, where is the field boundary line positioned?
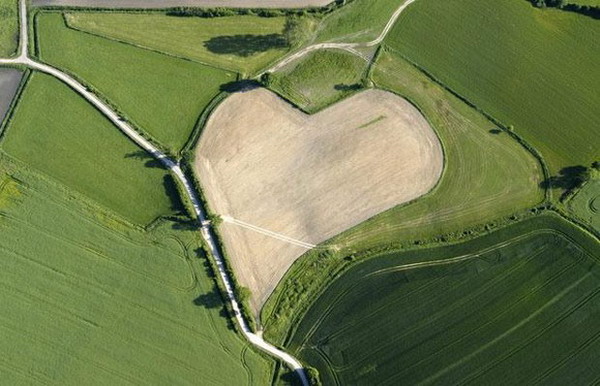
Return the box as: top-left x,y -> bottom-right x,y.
222,215 -> 316,249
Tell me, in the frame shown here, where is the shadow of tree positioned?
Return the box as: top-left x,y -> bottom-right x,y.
489,129 -> 502,135
162,174 -> 185,213
125,150 -> 164,169
219,79 -> 261,93
204,34 -> 288,57
334,83 -> 362,91
540,165 -> 590,200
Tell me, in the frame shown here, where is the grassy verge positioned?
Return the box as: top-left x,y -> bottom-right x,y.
386,0 -> 600,176
64,11 -> 290,75
267,49 -> 368,113
35,12 -> 235,154
279,214 -> 600,385
0,153 -> 275,384
0,0 -> 18,57
1,71 -> 178,225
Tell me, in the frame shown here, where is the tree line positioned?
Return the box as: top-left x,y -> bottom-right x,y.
528,0 -> 600,19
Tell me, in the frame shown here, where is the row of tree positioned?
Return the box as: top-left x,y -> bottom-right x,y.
529,0 -> 600,19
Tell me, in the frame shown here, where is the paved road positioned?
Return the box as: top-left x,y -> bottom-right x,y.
33,0 -> 333,8
265,0 -> 416,73
0,0 -> 309,384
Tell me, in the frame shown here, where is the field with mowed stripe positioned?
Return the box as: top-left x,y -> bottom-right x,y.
277,215 -> 600,385
385,0 -> 600,176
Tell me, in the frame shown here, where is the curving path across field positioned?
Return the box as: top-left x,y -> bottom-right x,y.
0,0 -> 308,384
264,0 -> 417,73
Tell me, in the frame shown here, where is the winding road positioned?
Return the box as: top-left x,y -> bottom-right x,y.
0,0 -> 309,384
0,0 -> 418,384
264,0 -> 416,74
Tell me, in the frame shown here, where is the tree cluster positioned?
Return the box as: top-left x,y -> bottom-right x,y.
529,0 -> 600,19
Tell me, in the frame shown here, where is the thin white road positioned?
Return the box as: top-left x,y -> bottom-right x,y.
223,215 -> 316,249
0,0 -> 308,384
264,0 -> 417,74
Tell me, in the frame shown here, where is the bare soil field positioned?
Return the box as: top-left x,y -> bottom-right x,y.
33,0 -> 332,8
0,69 -> 23,126
195,88 -> 443,312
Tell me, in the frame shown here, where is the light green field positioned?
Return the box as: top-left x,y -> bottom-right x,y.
36,12 -> 235,153
569,179 -> 600,232
386,0 -> 600,176
335,49 -> 543,249
268,49 -> 368,113
275,215 -> 600,385
65,12 -> 289,75
0,154 -> 274,384
0,0 -> 18,56
570,0 -> 600,5
315,0 -> 405,43
2,71 -> 176,225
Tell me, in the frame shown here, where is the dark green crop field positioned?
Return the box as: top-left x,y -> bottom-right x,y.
279,215 -> 600,385
386,0 -> 600,177
1,72 -> 176,225
0,154 -> 274,384
0,0 -> 18,56
36,12 -> 235,153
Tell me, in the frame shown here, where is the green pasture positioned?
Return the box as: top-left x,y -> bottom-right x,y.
268,49 -> 368,113
0,155 -> 274,384
569,179 -> 600,232
36,12 -> 234,153
315,0 -> 405,43
0,0 -> 18,56
278,215 -> 600,385
65,12 -> 289,75
1,72 -> 177,225
385,0 -> 600,177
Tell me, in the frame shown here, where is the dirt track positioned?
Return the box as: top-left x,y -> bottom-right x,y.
33,0 -> 332,8
0,69 -> 23,126
195,88 -> 443,312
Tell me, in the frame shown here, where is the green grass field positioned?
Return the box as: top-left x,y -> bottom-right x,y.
385,0 -> 600,177
315,0 -> 405,43
569,179 -> 600,232
276,215 -> 600,385
36,12 -> 235,153
1,71 -> 177,225
268,49 -> 368,113
0,0 -> 18,56
65,12 -> 289,75
0,154 -> 274,384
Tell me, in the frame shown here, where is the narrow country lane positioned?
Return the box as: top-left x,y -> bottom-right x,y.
0,0 -> 308,384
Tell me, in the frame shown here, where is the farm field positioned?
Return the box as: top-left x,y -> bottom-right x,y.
385,0 -> 600,176
1,71 -> 176,225
276,215 -> 600,385
268,49 -> 368,113
195,87 -> 443,312
314,0 -> 405,43
0,154 -> 274,384
65,12 -> 290,75
569,179 -> 600,232
0,68 -> 22,125
36,12 -> 235,153
0,0 -> 18,56
32,0 -> 333,8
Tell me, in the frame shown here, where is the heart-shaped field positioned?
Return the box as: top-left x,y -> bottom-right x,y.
195,88 -> 443,312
